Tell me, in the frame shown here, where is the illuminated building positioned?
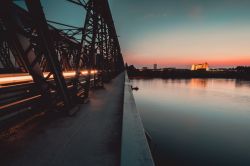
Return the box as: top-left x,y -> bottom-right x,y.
191,62 -> 209,71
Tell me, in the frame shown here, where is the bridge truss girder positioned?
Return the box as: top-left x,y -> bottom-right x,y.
0,0 -> 124,112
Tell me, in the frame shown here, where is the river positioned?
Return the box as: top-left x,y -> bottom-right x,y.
131,78 -> 250,166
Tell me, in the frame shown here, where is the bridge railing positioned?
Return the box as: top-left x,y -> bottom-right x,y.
121,71 -> 155,166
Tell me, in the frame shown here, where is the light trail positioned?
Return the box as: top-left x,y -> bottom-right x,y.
0,75 -> 33,85
0,95 -> 41,110
0,70 -> 98,85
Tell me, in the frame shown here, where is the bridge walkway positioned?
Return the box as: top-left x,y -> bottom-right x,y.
0,72 -> 125,166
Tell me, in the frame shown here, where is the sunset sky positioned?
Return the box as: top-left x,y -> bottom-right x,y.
109,0 -> 250,68
18,0 -> 250,68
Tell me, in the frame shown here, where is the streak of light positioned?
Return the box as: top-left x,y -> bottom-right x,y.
62,71 -> 76,77
0,75 -> 33,85
90,70 -> 98,74
0,95 -> 41,110
0,70 -> 97,85
81,71 -> 88,75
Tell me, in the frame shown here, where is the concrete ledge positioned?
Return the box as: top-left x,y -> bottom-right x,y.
121,72 -> 155,166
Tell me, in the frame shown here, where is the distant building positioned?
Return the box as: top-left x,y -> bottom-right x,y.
142,67 -> 148,70
163,67 -> 176,71
153,64 -> 157,70
191,62 -> 209,71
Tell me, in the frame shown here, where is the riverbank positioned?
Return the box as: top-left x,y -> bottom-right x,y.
127,70 -> 250,80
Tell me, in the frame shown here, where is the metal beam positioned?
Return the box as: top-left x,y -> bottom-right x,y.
0,0 -> 124,115
25,0 -> 72,108
0,0 -> 51,100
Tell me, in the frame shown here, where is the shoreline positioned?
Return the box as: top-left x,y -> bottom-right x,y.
127,70 -> 250,80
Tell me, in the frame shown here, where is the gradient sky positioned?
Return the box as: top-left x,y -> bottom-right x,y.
18,0 -> 250,68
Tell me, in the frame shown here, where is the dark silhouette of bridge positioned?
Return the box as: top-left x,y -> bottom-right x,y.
0,0 -> 124,115
0,1 -> 155,166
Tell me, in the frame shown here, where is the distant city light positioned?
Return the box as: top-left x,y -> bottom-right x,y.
191,62 -> 209,71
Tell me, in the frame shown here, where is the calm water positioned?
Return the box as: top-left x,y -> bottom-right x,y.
132,78 -> 250,166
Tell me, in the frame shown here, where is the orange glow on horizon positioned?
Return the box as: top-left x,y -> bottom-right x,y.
124,55 -> 250,68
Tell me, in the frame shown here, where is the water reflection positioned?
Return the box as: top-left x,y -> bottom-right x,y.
190,79 -> 208,88
132,78 -> 250,166
235,80 -> 250,88
133,78 -> 250,92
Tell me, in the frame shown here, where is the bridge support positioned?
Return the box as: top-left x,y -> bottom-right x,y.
25,0 -> 72,109
0,0 -> 51,104
0,0 -> 124,115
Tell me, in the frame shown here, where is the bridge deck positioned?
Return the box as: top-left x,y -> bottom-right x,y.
0,72 -> 125,166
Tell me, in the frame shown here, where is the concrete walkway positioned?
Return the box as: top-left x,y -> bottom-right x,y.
0,72 -> 125,166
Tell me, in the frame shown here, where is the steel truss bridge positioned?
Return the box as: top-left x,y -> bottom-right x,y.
0,0 -> 124,118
